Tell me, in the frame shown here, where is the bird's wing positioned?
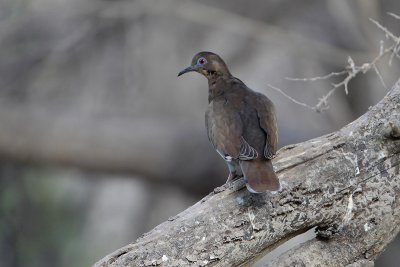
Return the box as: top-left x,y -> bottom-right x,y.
205,109 -> 213,145
254,93 -> 278,159
239,136 -> 258,160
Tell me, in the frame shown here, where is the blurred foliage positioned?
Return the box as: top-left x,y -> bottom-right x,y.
0,164 -> 91,267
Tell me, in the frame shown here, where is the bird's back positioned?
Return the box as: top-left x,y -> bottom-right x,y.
206,77 -> 276,160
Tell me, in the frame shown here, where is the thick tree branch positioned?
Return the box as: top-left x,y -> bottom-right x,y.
94,78 -> 400,267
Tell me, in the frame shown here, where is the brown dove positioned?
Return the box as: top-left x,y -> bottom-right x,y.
178,52 -> 280,193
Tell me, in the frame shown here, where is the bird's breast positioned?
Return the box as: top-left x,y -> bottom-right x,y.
206,98 -> 245,158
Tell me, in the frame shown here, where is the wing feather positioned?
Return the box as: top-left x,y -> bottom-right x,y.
239,136 -> 258,160
254,93 -> 278,159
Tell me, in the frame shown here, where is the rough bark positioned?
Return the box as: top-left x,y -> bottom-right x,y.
94,78 -> 400,267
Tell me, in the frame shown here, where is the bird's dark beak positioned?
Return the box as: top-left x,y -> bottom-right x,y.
178,65 -> 197,77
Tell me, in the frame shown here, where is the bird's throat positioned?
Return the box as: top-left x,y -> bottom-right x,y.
208,81 -> 224,103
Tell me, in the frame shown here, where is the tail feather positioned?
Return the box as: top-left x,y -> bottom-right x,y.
239,160 -> 280,193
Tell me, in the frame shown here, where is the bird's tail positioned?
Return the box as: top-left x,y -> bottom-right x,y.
239,160 -> 280,193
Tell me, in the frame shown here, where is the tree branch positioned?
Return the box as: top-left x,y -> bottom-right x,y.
93,78 -> 400,266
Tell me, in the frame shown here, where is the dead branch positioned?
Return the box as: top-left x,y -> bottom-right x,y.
269,15 -> 400,112
94,79 -> 400,266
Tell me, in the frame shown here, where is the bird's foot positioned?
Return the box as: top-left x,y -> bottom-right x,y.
226,171 -> 240,183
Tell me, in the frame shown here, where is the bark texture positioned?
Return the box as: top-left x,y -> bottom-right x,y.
95,79 -> 400,267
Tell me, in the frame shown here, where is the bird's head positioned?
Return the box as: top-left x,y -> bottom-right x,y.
178,51 -> 231,79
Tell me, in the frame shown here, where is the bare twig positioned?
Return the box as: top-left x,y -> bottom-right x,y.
285,71 -> 347,82
373,64 -> 387,89
369,18 -> 398,42
270,16 -> 400,112
266,84 -> 315,111
369,18 -> 400,65
387,12 -> 400,20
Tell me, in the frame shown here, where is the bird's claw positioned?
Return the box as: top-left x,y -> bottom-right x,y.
226,171 -> 239,183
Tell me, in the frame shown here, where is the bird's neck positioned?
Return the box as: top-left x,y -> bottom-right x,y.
208,87 -> 223,103
207,75 -> 231,103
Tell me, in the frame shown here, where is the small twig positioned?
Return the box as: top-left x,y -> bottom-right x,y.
370,18 -> 400,66
390,43 -> 400,65
369,18 -> 398,42
387,12 -> 400,20
285,71 -> 347,82
315,86 -> 335,112
373,64 -> 387,89
380,40 -> 384,56
266,84 -> 316,111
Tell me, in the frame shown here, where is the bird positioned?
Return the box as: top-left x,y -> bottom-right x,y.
178,51 -> 280,193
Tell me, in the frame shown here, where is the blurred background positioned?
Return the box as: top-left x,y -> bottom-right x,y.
0,0 -> 399,266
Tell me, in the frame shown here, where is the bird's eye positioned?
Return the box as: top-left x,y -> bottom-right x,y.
197,57 -> 207,65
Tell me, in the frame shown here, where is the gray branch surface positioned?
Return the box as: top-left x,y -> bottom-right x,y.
95,79 -> 399,267
93,79 -> 400,266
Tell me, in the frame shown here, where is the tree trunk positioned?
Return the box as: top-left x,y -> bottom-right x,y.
93,79 -> 400,267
